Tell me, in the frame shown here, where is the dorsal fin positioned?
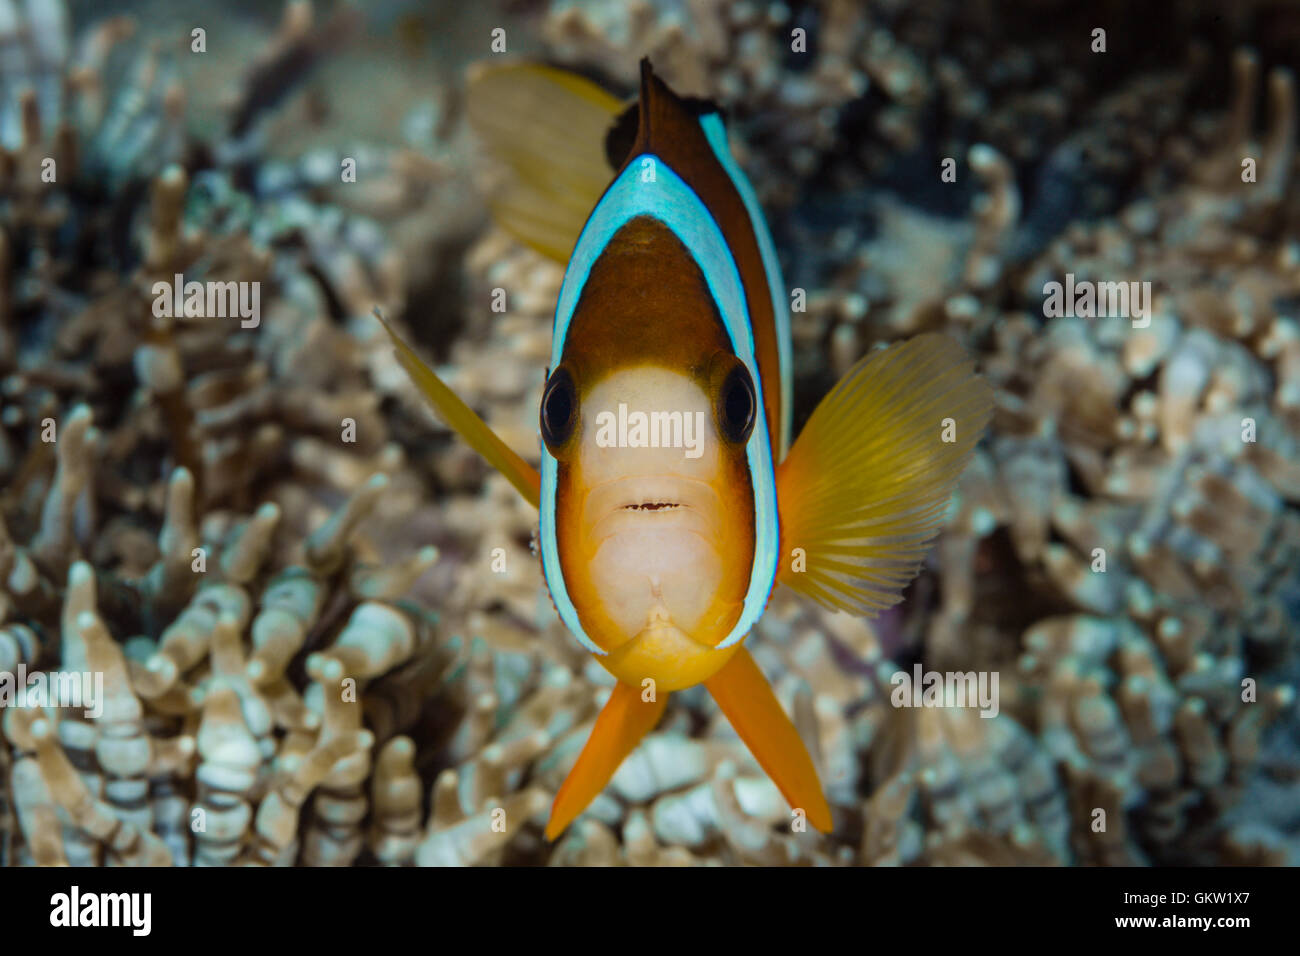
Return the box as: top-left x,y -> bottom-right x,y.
607,72 -> 725,171
629,58 -> 710,166
466,61 -> 624,263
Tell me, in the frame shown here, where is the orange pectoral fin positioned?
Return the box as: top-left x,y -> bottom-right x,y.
775,333 -> 991,615
545,681 -> 668,840
704,648 -> 833,833
373,308 -> 541,507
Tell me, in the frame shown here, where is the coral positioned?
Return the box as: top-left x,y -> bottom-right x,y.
908,44 -> 1300,865
1,0 -> 1297,869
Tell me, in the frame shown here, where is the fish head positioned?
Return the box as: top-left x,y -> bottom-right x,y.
541,345 -> 757,688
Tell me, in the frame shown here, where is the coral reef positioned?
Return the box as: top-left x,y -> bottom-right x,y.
1,0 -> 1297,867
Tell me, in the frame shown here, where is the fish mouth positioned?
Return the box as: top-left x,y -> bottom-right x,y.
584,476 -> 719,542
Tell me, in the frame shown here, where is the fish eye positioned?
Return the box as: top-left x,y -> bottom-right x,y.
540,366 -> 577,449
718,363 -> 756,444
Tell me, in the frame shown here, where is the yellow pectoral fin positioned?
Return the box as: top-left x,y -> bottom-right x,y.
705,648 -> 832,832
373,309 -> 540,507
467,61 -> 624,263
545,681 -> 667,840
776,332 -> 992,615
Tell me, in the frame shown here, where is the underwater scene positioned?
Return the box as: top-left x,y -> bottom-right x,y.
1,0 -> 1298,873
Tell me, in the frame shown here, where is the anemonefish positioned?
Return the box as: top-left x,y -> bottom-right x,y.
375,59 -> 992,839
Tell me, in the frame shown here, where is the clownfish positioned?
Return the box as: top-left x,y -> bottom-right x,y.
376,59 -> 992,839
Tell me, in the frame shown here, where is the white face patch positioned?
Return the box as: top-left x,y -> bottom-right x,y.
575,368 -> 733,643
580,368 -> 720,484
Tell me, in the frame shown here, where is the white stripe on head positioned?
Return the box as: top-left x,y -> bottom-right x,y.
698,113 -> 794,460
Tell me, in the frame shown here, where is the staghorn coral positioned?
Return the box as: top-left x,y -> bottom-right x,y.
904,46 -> 1300,865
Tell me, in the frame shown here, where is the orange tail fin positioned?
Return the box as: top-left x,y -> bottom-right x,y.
545,681 -> 667,840
704,648 -> 833,832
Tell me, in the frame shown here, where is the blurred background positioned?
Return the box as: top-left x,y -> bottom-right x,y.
1,0 -> 1297,866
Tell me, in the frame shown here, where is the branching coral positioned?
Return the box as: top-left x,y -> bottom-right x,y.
1,0 -> 1297,869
